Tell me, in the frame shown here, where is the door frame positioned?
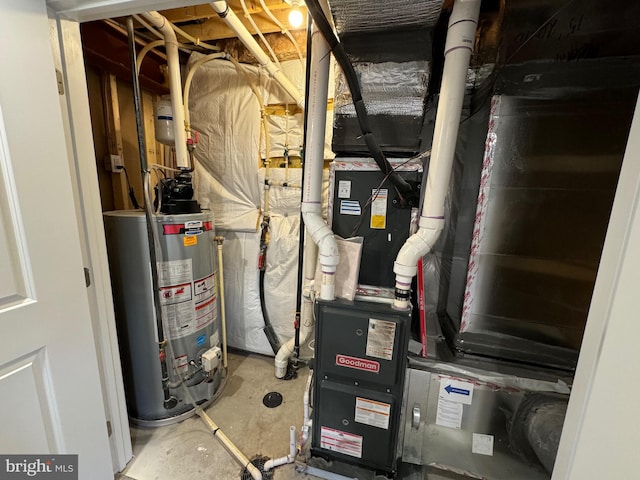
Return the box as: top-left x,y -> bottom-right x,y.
49,12 -> 133,472
49,0 -> 640,477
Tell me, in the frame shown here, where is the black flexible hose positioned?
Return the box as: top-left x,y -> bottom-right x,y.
259,268 -> 281,355
305,0 -> 413,198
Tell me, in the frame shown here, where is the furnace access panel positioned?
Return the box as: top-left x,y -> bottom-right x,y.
311,299 -> 411,473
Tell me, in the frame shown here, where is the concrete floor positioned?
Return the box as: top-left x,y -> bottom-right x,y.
117,350 -> 456,480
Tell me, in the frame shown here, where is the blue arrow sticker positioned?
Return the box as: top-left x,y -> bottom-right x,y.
445,385 -> 470,396
439,376 -> 474,405
196,334 -> 207,346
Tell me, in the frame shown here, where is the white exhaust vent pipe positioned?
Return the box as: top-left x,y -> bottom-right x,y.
393,0 -> 481,310
141,11 -> 190,169
301,23 -> 338,301
209,1 -> 305,108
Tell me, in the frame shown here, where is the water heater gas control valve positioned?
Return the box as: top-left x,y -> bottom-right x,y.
201,347 -> 222,372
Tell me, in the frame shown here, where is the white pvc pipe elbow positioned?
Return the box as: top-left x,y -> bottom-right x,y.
393,0 -> 480,308
209,1 -> 304,108
141,12 -> 190,169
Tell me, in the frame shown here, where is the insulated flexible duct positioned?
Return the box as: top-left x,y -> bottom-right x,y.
305,0 -> 413,200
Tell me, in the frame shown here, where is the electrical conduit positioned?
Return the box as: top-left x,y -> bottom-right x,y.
141,11 -> 190,169
393,0 -> 481,309
209,1 -> 305,108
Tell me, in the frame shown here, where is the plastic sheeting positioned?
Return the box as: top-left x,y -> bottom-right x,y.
186,52 -> 335,354
187,54 -> 334,232
219,168 -> 330,355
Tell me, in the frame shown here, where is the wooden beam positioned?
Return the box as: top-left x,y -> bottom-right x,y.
102,74 -> 129,210
217,28 -> 306,62
161,0 -> 291,24
175,6 -> 307,42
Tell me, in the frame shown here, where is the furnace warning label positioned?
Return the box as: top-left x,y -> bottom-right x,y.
436,398 -> 463,429
320,426 -> 362,459
340,200 -> 361,216
370,188 -> 388,229
355,397 -> 391,430
366,318 -> 396,361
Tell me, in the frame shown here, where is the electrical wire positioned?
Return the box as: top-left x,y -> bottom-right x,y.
304,0 -> 413,200
120,166 -> 142,209
349,154 -> 427,238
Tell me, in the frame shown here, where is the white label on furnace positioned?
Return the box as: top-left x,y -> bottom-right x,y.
338,180 -> 351,199
340,200 -> 361,216
436,398 -> 463,429
158,259 -> 192,286
354,397 -> 391,430
370,189 -> 388,229
366,318 -> 396,361
439,376 -> 474,405
320,426 -> 362,459
472,433 -> 494,456
210,331 -> 220,348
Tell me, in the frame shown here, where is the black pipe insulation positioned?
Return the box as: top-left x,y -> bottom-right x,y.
126,17 -> 177,410
305,0 -> 414,199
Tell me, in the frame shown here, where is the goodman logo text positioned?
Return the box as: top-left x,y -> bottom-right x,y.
335,354 -> 380,373
0,455 -> 77,479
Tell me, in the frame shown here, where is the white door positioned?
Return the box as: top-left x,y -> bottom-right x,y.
0,0 -> 113,478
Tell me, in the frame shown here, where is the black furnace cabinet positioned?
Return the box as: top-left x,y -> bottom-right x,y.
311,299 -> 411,473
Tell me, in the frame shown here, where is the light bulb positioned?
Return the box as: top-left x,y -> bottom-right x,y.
288,7 -> 304,28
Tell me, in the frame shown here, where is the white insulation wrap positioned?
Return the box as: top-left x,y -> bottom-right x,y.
219,169 -> 329,355
188,54 -> 334,231
187,53 -> 335,354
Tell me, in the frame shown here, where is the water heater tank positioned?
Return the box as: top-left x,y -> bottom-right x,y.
154,97 -> 175,146
104,211 -> 223,426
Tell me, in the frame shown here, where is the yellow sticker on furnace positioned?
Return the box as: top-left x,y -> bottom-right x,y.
183,235 -> 198,246
370,189 -> 388,230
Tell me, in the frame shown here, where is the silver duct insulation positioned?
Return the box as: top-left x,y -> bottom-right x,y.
329,0 -> 443,35
335,61 -> 430,117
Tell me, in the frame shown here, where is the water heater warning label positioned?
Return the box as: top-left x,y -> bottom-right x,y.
355,397 -> 391,430
320,426 -> 362,459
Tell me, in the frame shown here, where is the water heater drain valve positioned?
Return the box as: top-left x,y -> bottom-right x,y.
201,347 -> 222,373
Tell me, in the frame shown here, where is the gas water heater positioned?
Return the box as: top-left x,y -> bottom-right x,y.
104,211 -> 223,426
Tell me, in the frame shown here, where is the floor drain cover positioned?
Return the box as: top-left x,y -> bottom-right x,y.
262,391 -> 283,408
241,455 -> 274,480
